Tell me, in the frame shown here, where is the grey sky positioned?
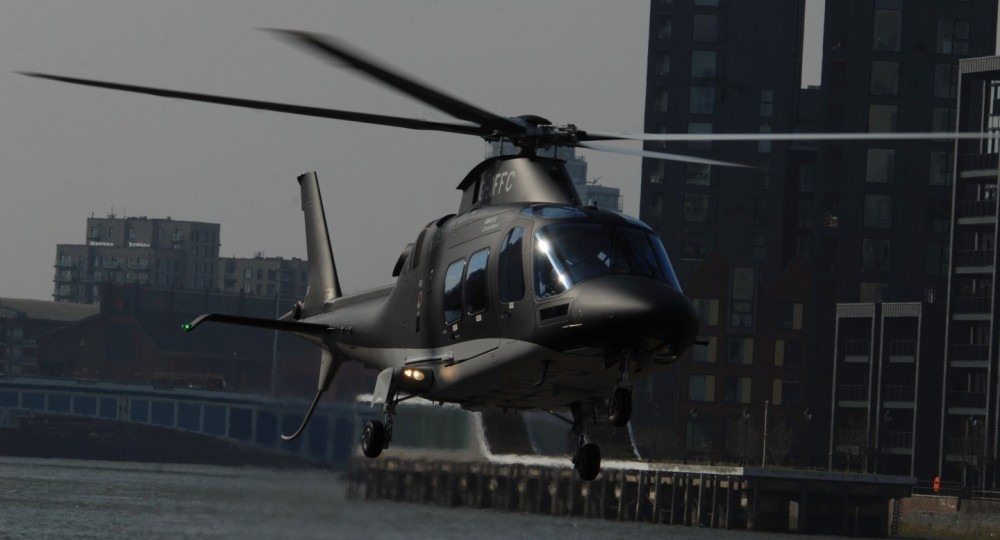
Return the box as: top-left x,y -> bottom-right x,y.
0,1 -> 994,301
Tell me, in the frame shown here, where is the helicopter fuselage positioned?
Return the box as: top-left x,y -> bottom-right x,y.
300,155 -> 699,410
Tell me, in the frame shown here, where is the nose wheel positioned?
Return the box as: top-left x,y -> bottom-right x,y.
361,419 -> 386,457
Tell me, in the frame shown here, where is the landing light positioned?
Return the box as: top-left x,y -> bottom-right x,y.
403,368 -> 425,381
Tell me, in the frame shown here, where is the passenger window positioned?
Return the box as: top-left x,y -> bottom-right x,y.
498,228 -> 525,303
465,249 -> 489,314
443,259 -> 465,324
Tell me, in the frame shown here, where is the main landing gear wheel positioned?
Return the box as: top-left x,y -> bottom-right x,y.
608,387 -> 633,427
361,419 -> 386,458
574,443 -> 601,481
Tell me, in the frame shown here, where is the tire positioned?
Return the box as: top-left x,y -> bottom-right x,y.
361,420 -> 385,458
576,443 -> 601,481
608,387 -> 632,427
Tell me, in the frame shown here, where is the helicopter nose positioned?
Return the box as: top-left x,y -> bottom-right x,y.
569,276 -> 699,354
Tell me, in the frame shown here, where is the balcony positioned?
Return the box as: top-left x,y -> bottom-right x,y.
961,153 -> 999,172
948,391 -> 987,410
838,384 -> 869,406
946,437 -> 986,458
951,296 -> 991,320
882,430 -> 914,450
882,385 -> 915,405
54,259 -> 76,269
888,339 -> 916,363
950,344 -> 990,368
843,339 -> 870,363
954,249 -> 995,272
956,200 -> 997,224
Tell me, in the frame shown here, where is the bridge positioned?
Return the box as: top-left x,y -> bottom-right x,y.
0,375 -> 367,466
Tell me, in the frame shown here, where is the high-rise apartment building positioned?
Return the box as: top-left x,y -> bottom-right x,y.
941,55 -> 1000,489
54,215 -> 220,303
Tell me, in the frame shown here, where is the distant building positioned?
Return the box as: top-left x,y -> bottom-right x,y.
486,142 -> 623,212
828,302 -> 945,480
54,214 -> 220,303
216,254 -> 309,300
940,55 -> 1000,489
638,0 -> 1000,474
53,214 -> 309,305
0,298 -> 98,375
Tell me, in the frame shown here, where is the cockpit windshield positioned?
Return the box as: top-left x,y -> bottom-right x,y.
533,223 -> 681,298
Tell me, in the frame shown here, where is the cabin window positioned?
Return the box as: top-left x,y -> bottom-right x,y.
533,223 -> 681,298
443,259 -> 465,324
498,228 -> 525,303
465,249 -> 489,315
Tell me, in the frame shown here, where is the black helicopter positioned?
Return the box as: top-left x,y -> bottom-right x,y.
22,30 -> 996,480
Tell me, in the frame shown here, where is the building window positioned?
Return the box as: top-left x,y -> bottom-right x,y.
655,88 -> 669,112
934,64 -> 958,99
872,9 -> 901,52
689,86 -> 716,114
649,161 -> 665,184
681,232 -> 712,260
870,61 -> 899,96
937,20 -> 970,55
776,303 -> 803,330
932,107 -> 956,134
724,376 -> 752,404
861,239 -> 892,274
688,374 -> 716,402
692,14 -> 719,42
758,125 -> 771,153
776,339 -> 802,367
759,89 -> 774,117
864,195 -> 893,229
773,380 -> 801,407
731,267 -> 754,329
727,338 -> 753,364
929,151 -> 953,185
691,337 -> 716,363
869,105 -> 897,132
647,192 -> 664,220
691,50 -> 717,78
688,122 -> 712,150
692,298 -> 719,326
657,53 -> 670,76
686,163 -> 711,186
657,17 -> 672,39
683,194 -> 711,222
865,149 -> 895,183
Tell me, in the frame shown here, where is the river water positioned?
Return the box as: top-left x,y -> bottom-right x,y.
0,457 -> 846,539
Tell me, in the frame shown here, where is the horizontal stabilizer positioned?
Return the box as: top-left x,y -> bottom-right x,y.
182,313 -> 332,336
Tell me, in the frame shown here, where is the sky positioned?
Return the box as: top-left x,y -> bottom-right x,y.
0,1 -> 994,301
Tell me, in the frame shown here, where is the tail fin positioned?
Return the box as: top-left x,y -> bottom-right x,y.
297,171 -> 341,318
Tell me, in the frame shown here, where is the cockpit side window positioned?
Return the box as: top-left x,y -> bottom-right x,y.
498,227 -> 525,303
465,249 -> 489,315
443,259 -> 465,324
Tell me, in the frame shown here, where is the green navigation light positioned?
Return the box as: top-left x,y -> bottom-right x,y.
182,323 -> 192,332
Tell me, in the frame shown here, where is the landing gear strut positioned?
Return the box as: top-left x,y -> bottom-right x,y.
570,402 -> 601,481
608,354 -> 634,427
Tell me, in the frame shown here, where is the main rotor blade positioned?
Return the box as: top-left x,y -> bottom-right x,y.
577,141 -> 753,168
587,130 -> 999,142
19,71 -> 485,136
266,29 -> 526,135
